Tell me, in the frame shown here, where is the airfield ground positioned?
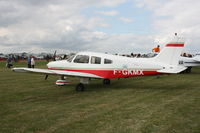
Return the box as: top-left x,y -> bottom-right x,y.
0,61 -> 199,133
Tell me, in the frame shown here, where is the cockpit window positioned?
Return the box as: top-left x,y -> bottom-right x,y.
67,55 -> 75,62
74,55 -> 89,63
91,56 -> 101,64
104,59 -> 113,64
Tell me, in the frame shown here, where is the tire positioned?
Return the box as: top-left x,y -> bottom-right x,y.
186,67 -> 192,73
103,79 -> 110,85
76,83 -> 85,91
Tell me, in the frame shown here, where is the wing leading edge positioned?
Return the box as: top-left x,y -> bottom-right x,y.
12,68 -> 102,78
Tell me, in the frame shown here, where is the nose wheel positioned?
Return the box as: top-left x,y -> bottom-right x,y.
76,83 -> 85,91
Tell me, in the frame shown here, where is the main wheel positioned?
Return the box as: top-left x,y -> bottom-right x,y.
186,67 -> 192,73
103,79 -> 111,85
76,83 -> 85,91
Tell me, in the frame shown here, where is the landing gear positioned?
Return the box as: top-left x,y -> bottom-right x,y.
44,75 -> 48,80
186,67 -> 192,73
76,83 -> 85,91
103,79 -> 111,85
75,78 -> 90,91
180,67 -> 192,74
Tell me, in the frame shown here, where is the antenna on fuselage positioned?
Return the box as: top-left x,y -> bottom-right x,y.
174,32 -> 180,42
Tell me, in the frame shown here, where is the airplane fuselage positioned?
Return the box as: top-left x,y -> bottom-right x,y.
47,52 -> 168,79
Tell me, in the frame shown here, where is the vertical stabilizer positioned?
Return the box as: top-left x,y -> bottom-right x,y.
154,42 -> 184,66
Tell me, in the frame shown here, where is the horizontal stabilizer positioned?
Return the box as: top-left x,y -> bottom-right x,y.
157,66 -> 187,74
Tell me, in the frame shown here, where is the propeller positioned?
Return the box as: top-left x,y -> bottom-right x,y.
53,50 -> 57,61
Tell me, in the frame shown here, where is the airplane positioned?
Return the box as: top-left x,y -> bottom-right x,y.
179,54 -> 200,73
12,40 -> 187,91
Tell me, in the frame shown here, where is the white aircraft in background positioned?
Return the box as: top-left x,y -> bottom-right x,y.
179,54 -> 200,73
13,40 -> 186,91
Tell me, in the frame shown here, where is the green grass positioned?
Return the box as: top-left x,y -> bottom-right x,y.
0,61 -> 200,133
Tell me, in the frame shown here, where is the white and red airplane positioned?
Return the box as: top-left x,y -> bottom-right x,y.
13,40 -> 186,91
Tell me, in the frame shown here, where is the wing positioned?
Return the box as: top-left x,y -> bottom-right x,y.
12,68 -> 102,78
157,66 -> 187,74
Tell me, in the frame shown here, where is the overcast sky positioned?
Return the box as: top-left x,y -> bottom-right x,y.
0,0 -> 200,54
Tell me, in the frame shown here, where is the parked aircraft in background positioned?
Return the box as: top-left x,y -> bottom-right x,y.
179,54 -> 200,73
13,40 -> 186,91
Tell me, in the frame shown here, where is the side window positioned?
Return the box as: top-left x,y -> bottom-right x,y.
74,55 -> 89,63
91,56 -> 101,64
104,59 -> 113,64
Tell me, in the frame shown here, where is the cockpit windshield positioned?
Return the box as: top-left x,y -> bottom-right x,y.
67,55 -> 75,62
74,55 -> 89,63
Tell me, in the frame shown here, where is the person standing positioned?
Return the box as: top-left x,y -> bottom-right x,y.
6,56 -> 13,68
31,57 -> 35,68
152,45 -> 160,53
27,56 -> 31,68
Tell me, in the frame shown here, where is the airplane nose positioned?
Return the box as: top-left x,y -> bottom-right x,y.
47,60 -> 67,68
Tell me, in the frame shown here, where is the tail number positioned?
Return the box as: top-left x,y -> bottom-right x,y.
113,69 -> 144,76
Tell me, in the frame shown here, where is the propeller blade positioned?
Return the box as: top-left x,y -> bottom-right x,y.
53,50 -> 57,61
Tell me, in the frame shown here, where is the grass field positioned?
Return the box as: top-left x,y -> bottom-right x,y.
0,61 -> 199,133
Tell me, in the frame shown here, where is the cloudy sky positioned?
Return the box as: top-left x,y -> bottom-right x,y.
0,0 -> 200,54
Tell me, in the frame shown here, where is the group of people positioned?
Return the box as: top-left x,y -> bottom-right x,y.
181,52 -> 193,58
123,45 -> 160,58
6,56 -> 13,68
27,56 -> 35,68
6,56 -> 36,69
4,45 -> 160,69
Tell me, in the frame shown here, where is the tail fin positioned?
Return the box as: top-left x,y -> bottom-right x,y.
154,42 -> 184,66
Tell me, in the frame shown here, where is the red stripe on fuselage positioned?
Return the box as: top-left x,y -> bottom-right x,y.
49,68 -> 160,79
166,44 -> 184,47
